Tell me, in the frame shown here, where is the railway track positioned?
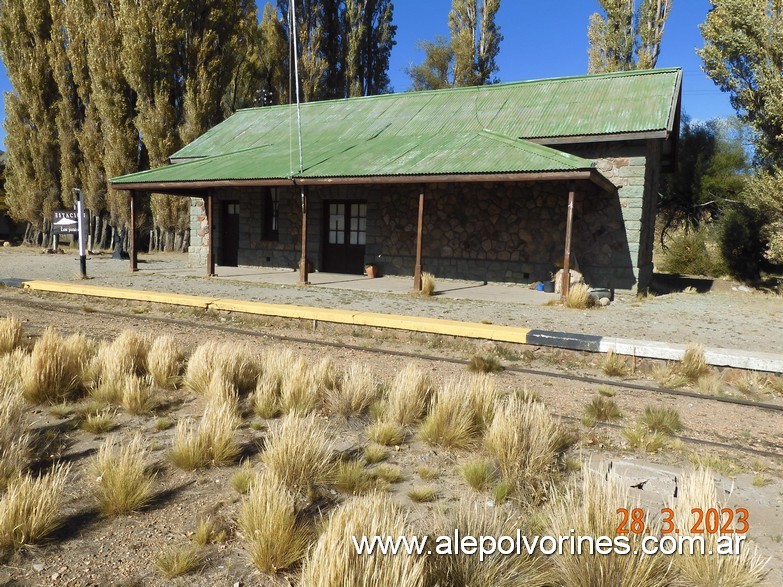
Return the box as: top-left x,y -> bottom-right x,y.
2,291 -> 782,461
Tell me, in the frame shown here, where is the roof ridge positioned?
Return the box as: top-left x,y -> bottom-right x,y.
477,129 -> 595,169
235,68 -> 683,113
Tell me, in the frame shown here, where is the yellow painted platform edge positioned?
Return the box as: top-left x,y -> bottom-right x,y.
22,280 -> 217,309
22,280 -> 532,344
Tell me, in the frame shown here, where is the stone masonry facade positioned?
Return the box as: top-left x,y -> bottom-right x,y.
188,139 -> 663,291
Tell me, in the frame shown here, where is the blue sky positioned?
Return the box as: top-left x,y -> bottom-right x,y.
0,0 -> 731,151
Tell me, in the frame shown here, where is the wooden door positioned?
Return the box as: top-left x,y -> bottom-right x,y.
322,201 -> 367,274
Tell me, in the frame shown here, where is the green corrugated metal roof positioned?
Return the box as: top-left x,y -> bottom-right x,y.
111,68 -> 681,186
112,130 -> 595,185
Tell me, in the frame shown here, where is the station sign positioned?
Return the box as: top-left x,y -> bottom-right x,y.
52,209 -> 89,235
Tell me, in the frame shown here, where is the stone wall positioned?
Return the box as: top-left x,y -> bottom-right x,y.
564,140 -> 660,289
188,139 -> 662,290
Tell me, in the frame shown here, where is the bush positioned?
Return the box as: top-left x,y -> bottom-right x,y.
719,207 -> 766,281
659,227 -> 727,277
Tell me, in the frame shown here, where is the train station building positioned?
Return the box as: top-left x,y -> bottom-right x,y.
111,68 -> 682,292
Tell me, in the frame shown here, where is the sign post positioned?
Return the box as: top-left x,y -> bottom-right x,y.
74,189 -> 87,279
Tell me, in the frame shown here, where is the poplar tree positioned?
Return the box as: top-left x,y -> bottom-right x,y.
277,0 -> 330,101
64,0 -> 109,231
343,0 -> 397,96
587,0 -> 672,73
449,0 -> 502,86
0,0 -> 62,241
47,0 -> 81,208
407,0 -> 501,90
256,3 -> 289,106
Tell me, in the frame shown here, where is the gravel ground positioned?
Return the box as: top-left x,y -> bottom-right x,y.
0,290 -> 781,586
0,249 -> 779,586
0,246 -> 781,354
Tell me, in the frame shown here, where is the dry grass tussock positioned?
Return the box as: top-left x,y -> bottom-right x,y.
0,389 -> 30,490
252,348 -> 322,417
146,335 -> 183,389
461,458 -> 496,491
547,466 -> 671,586
0,316 -> 22,354
622,425 -> 670,453
85,331 -> 150,396
601,350 -> 630,377
108,330 -> 149,376
91,434 -> 155,515
169,397 -> 241,470
155,543 -> 204,579
250,348 -> 293,418
639,405 -> 683,435
279,356 -> 319,414
21,328 -> 93,404
564,283 -> 595,309
332,460 -> 373,495
670,468 -> 767,586
80,409 -> 116,434
419,375 -> 498,449
652,363 -> 690,389
0,463 -> 71,552
366,420 -> 405,446
420,272 -> 436,296
204,369 -> 240,408
427,500 -> 552,587
680,343 -> 711,382
183,340 -> 259,395
484,395 -> 561,502
120,374 -> 157,415
300,493 -> 426,587
584,397 -> 622,424
238,470 -> 311,574
468,353 -> 504,374
85,343 -> 124,404
385,364 -> 434,426
314,356 -> 340,392
0,350 -> 24,392
326,363 -> 378,417
261,413 -> 334,495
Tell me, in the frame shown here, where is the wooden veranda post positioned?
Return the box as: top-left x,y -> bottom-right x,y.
298,185 -> 309,285
129,191 -> 138,272
561,183 -> 576,301
413,185 -> 425,291
206,192 -> 215,277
